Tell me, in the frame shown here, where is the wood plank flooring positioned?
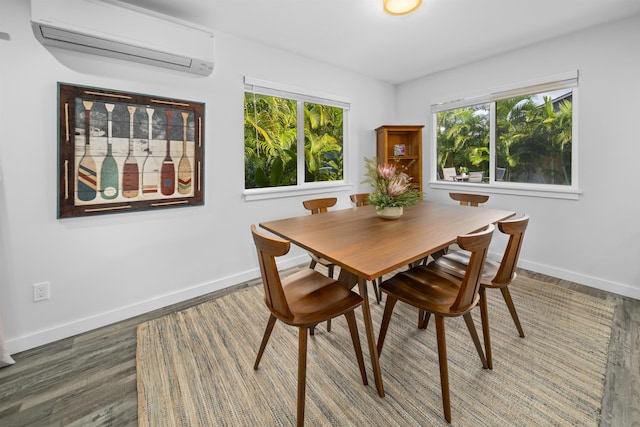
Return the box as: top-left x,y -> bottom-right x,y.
0,267 -> 638,426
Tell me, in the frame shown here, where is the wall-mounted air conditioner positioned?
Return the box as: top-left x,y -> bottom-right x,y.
30,0 -> 214,76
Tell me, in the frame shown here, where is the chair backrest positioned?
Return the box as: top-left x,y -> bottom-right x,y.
449,192 -> 490,207
442,167 -> 457,181
350,193 -> 369,207
493,214 -> 530,286
468,171 -> 484,182
250,225 -> 293,320
302,197 -> 337,214
450,224 -> 494,312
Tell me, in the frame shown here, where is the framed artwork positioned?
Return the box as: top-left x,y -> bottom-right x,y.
393,143 -> 406,156
57,83 -> 204,218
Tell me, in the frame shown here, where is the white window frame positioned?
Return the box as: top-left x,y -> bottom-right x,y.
243,77 -> 352,201
429,71 -> 581,200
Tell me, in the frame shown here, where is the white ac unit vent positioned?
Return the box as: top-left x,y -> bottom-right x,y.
30,0 -> 214,76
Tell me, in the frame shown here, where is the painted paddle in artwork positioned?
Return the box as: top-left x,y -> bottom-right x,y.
142,107 -> 160,196
177,111 -> 192,194
161,109 -> 175,196
77,100 -> 97,201
100,103 -> 119,200
122,105 -> 140,198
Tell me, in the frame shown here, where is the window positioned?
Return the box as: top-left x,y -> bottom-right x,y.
432,72 -> 578,196
244,77 -> 349,196
436,103 -> 490,181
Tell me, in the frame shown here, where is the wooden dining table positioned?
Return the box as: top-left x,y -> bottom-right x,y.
259,200 -> 515,398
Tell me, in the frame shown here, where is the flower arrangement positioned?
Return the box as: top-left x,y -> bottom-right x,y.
362,157 -> 422,210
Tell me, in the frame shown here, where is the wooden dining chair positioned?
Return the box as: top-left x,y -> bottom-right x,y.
302,198 -> 338,333
302,197 -> 337,214
426,214 -> 529,369
449,192 -> 490,207
376,224 -> 494,423
418,193 -> 490,267
349,193 -> 369,206
302,197 -> 337,279
251,225 -> 368,427
349,193 -> 382,304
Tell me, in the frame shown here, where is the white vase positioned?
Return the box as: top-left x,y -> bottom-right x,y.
376,206 -> 403,220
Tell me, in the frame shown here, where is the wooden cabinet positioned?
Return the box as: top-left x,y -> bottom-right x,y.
375,125 -> 424,193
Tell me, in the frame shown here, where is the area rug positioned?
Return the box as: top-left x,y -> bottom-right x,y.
136,276 -> 616,426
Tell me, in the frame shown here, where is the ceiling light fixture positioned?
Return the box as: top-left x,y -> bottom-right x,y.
383,0 -> 422,15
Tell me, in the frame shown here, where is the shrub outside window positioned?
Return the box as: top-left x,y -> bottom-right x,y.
433,73 -> 577,190
244,78 -> 347,191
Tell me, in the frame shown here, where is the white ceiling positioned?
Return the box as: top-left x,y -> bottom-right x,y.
121,0 -> 640,84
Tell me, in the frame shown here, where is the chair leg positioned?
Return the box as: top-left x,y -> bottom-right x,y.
501,287 -> 525,338
376,295 -> 398,355
326,264 -> 335,331
431,248 -> 447,260
254,314 -> 277,370
479,288 -> 492,369
435,315 -> 451,423
371,280 -> 380,304
297,327 -> 308,427
418,309 -> 431,329
344,311 -> 368,385
462,312 -> 488,369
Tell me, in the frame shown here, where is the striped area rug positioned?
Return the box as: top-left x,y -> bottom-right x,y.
137,276 -> 615,426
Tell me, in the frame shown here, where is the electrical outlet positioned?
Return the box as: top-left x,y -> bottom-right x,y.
33,282 -> 50,302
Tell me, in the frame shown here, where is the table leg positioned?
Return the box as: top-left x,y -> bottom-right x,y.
337,269 -> 384,397
358,276 -> 385,397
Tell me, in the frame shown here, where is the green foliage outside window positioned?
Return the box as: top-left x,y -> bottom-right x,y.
303,102 -> 344,183
436,90 -> 572,185
437,104 -> 490,178
244,93 -> 344,189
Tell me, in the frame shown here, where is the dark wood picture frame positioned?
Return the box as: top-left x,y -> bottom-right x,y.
57,83 -> 205,218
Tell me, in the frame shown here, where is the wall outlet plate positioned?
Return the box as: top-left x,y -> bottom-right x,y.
33,282 -> 50,302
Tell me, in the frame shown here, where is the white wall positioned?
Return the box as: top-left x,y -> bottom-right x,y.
0,0 -> 395,352
395,14 -> 640,299
2,1 -> 638,355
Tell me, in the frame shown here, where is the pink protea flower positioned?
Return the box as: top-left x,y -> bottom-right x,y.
363,156 -> 421,210
377,163 -> 396,179
387,175 -> 410,197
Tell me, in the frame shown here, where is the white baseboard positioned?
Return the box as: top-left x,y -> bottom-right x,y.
517,258 -> 639,300
7,255 -> 308,354
8,253 -> 637,354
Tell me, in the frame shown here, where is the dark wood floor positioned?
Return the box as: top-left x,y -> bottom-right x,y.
0,267 -> 638,426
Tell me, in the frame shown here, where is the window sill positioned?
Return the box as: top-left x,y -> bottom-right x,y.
243,182 -> 353,201
428,181 -> 582,200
